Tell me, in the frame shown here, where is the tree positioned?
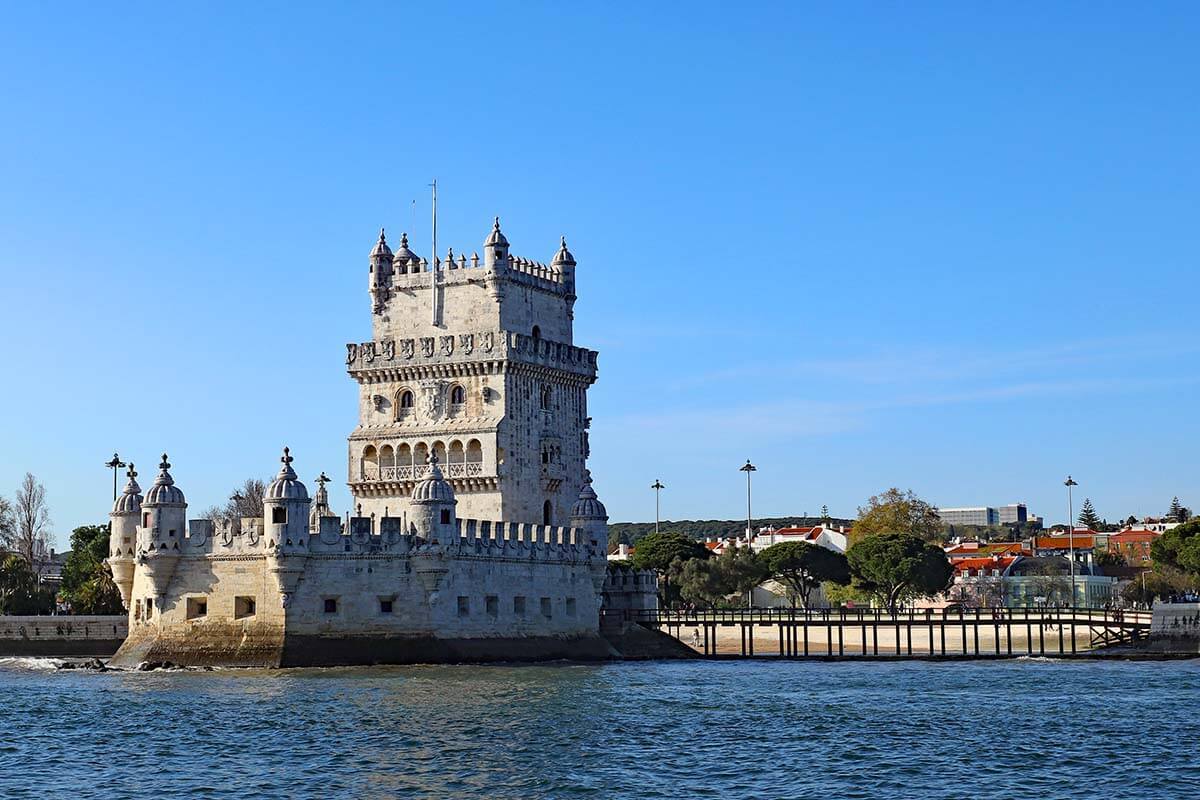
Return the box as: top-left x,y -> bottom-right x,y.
201,478 -> 268,528
820,505 -> 832,524
59,524 -> 123,615
1168,497 -> 1192,523
675,544 -> 766,608
760,541 -> 850,608
0,496 -> 15,552
1077,498 -> 1101,530
1150,517 -> 1200,576
1125,515 -> 1138,528
631,531 -> 710,607
846,532 -> 953,612
0,553 -> 53,614
853,488 -> 943,544
13,473 -> 52,570
1093,549 -> 1126,570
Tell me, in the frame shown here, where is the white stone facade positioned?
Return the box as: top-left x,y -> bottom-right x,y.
105,219 -> 652,667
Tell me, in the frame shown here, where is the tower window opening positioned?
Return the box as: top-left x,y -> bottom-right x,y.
532,325 -> 541,340
440,509 -> 451,525
272,507 -> 287,524
450,384 -> 465,405
399,390 -> 415,409
540,387 -> 552,410
543,501 -> 553,526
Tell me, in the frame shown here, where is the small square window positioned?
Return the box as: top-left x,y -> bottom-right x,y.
566,598 -> 577,617
380,599 -> 394,614
540,597 -> 552,619
513,596 -> 526,617
272,507 -> 287,524
457,596 -> 470,617
324,598 -> 338,614
146,598 -> 154,618
486,595 -> 499,618
440,510 -> 451,525
234,596 -> 256,619
186,597 -> 207,620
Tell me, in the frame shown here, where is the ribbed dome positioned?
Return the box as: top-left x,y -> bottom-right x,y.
551,236 -> 576,266
571,471 -> 607,520
266,447 -> 309,501
391,232 -> 419,266
370,228 -> 392,259
484,216 -> 508,247
143,454 -> 186,506
111,464 -> 143,514
411,455 -> 456,504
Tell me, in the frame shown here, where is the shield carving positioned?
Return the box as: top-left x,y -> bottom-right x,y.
459,333 -> 474,354
440,335 -> 454,356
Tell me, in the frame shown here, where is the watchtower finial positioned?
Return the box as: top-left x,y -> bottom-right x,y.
127,463 -> 137,480
160,453 -> 170,470
316,471 -> 330,489
281,446 -> 293,466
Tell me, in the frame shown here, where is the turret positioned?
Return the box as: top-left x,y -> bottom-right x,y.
369,228 -> 393,313
391,232 -> 418,277
483,216 -> 509,269
410,454 -> 457,546
107,463 -> 142,609
263,447 -> 311,607
569,470 -> 609,559
570,470 -> 611,611
551,235 -> 577,295
136,454 -> 187,604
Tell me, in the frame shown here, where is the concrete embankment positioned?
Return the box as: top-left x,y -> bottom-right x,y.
0,616 -> 127,657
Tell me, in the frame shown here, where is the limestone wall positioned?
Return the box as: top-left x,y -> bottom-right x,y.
0,616 -> 127,657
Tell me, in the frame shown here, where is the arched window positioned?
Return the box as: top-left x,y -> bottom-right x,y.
531,325 -> 541,340
399,389 -> 415,409
362,445 -> 379,480
450,384 -> 465,405
540,386 -> 552,410
543,501 -> 553,526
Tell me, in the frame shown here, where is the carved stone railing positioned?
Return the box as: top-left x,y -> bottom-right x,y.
358,462 -> 483,482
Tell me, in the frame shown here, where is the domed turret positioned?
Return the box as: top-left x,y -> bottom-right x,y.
112,463 -> 143,516
570,470 -> 607,521
369,227 -> 393,260
143,453 -> 185,507
411,454 -> 457,544
263,447 -> 311,608
570,470 -> 609,560
369,228 -> 394,312
266,447 -> 309,501
551,236 -> 576,267
391,232 -> 418,275
137,454 -> 187,605
108,463 -> 142,609
483,217 -> 510,269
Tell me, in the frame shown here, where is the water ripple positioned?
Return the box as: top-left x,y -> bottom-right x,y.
0,659 -> 1198,799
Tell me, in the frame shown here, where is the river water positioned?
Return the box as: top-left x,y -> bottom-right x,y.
1,657 -> 1197,799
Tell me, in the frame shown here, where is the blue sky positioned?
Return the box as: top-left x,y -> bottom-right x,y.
1,3 -> 1197,543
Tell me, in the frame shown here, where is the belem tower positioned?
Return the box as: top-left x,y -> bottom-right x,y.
105,218 -> 657,667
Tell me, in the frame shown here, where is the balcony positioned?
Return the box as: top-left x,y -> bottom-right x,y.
360,462 -> 484,482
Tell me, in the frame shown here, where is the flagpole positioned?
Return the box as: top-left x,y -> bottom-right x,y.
430,179 -> 438,325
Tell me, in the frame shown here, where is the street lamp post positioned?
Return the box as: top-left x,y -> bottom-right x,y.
740,460 -> 756,541
651,480 -> 665,535
1065,475 -> 1078,608
104,453 -> 126,501
740,459 -> 757,610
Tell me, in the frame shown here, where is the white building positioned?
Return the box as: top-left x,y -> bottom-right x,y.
106,219 -> 655,668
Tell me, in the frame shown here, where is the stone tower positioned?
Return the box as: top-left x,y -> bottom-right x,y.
345,219 -> 598,527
